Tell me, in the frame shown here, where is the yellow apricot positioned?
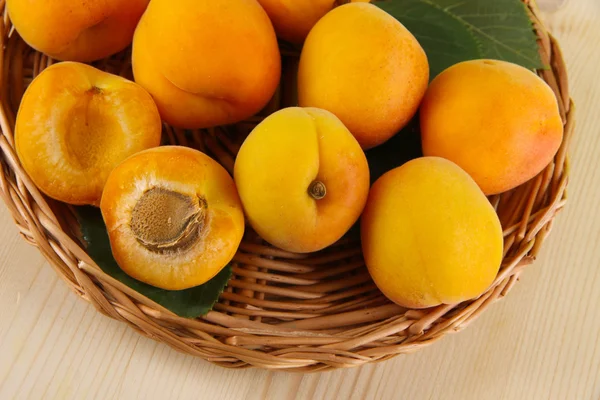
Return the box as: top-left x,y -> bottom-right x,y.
421,59 -> 564,195
132,0 -> 281,129
234,107 -> 370,253
15,62 -> 161,206
298,2 -> 429,149
101,146 -> 245,290
361,157 -> 503,309
7,0 -> 148,62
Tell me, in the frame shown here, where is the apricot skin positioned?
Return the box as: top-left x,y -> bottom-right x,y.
361,157 -> 503,309
7,0 -> 149,62
256,0 -> 370,44
101,146 -> 245,291
15,62 -> 162,206
420,59 -> 564,195
132,0 -> 281,129
234,107 -> 370,253
298,2 -> 429,149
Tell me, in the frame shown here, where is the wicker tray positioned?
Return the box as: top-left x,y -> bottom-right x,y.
0,0 -> 574,372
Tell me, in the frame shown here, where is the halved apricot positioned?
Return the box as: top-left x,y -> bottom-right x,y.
100,146 -> 245,290
15,62 -> 162,206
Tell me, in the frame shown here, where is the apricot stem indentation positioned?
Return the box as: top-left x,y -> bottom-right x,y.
308,180 -> 327,200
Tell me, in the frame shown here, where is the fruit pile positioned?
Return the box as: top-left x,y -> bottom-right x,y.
10,0 -> 563,310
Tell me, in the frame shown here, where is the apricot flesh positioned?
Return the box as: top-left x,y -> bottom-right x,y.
132,0 -> 281,129
420,59 -> 564,195
101,146 -> 245,290
361,157 -> 503,309
7,0 -> 149,62
15,62 -> 162,206
234,107 -> 370,253
298,2 -> 429,149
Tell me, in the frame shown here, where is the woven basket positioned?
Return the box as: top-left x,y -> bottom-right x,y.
0,0 -> 574,372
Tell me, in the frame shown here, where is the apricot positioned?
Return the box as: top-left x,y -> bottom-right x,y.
101,146 -> 245,290
132,0 -> 281,129
297,2 -> 429,149
361,157 -> 503,309
234,107 -> 370,253
421,59 -> 564,195
15,62 -> 162,206
256,0 -> 370,44
7,0 -> 148,62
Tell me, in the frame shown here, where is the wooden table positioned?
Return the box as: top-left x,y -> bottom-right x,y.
0,1 -> 598,399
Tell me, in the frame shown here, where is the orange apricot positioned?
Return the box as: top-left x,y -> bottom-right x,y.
7,0 -> 149,62
298,2 -> 429,149
361,157 -> 503,309
132,0 -> 281,129
15,62 -> 161,206
256,0 -> 370,44
101,146 -> 245,290
234,107 -> 370,253
420,59 -> 564,195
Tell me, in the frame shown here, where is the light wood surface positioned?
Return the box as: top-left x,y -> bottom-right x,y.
0,1 -> 598,399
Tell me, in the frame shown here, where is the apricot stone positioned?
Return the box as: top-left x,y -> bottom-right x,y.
361,157 -> 503,309
132,0 -> 281,129
421,59 -> 564,195
101,146 -> 245,290
15,62 -> 162,206
234,107 -> 370,253
7,0 -> 149,62
298,2 -> 429,149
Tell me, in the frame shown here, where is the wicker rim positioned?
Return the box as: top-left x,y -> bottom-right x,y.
0,0 -> 574,372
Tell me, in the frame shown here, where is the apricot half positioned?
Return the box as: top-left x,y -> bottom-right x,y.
132,0 -> 281,129
101,146 -> 245,290
7,0 -> 149,62
234,107 -> 370,253
298,2 -> 429,149
421,59 -> 564,195
15,62 -> 161,206
361,157 -> 503,309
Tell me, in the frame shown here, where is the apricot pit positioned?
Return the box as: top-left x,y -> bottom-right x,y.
130,188 -> 207,254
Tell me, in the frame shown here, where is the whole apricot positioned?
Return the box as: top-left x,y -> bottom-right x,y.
256,0 -> 370,44
421,59 -> 564,195
234,107 -> 370,253
361,157 -> 503,309
7,0 -> 149,62
15,62 -> 162,206
298,2 -> 429,149
101,146 -> 245,290
132,0 -> 281,129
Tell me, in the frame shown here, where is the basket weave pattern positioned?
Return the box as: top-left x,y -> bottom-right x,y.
0,1 -> 573,372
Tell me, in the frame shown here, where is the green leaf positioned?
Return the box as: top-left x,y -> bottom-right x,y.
76,206 -> 232,319
375,0 -> 544,78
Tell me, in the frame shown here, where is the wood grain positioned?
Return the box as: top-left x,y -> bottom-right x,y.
0,0 -> 599,398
